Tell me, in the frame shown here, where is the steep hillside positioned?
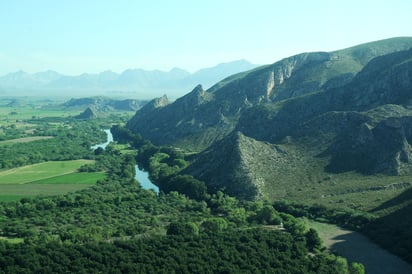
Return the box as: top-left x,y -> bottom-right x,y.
237,48 -> 412,142
127,38 -> 412,204
127,85 -> 231,149
127,37 -> 412,151
126,39 -> 412,263
183,131 -> 273,199
228,48 -> 412,198
75,107 -> 99,119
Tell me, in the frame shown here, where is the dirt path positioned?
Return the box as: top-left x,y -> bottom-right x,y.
309,221 -> 412,274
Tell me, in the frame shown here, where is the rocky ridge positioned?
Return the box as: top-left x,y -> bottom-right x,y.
76,107 -> 99,119
128,38 -> 412,151
127,37 -> 412,199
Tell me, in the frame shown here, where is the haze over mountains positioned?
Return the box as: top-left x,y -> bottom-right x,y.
0,60 -> 257,99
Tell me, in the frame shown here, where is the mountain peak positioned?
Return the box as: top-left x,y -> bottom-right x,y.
152,94 -> 170,108
76,107 -> 99,119
183,131 -> 274,199
126,36 -> 412,157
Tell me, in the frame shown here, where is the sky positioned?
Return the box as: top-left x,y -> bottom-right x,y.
0,0 -> 411,76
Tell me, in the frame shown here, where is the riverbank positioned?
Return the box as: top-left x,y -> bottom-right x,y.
308,221 -> 412,274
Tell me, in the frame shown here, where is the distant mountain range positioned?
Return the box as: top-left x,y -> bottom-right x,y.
0,60 -> 257,99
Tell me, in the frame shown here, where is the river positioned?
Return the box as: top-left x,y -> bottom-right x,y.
92,129 -> 159,193
135,166 -> 159,193
91,129 -> 113,150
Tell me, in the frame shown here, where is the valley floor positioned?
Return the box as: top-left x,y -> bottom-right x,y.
309,221 -> 412,274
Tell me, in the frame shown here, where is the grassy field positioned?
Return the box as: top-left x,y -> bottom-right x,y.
0,102 -> 81,142
0,160 -> 93,184
259,141 -> 412,214
31,172 -> 105,184
0,184 -> 95,201
0,136 -> 54,145
0,160 -> 104,201
308,220 -> 412,274
0,104 -> 77,120
0,237 -> 24,244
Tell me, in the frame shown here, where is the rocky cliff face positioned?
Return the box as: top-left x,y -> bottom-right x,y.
126,37 -> 412,200
234,49 -> 412,181
126,85 -> 228,149
341,49 -> 412,110
183,131 -> 278,199
127,38 -> 412,151
325,116 -> 412,175
237,49 -> 412,143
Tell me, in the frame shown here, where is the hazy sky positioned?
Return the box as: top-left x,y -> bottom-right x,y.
0,0 -> 411,75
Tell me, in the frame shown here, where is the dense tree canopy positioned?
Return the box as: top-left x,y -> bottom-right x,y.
0,123 -> 363,273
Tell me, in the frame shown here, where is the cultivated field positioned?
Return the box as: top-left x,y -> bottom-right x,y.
0,160 -> 105,201
0,136 -> 54,145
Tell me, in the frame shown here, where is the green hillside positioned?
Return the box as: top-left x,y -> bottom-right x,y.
125,38 -> 412,265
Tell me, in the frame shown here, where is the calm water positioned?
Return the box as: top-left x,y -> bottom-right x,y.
135,166 -> 159,193
91,129 -> 159,193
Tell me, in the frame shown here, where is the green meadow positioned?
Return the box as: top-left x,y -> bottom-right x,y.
0,136 -> 54,145
0,104 -> 77,121
0,160 -> 105,201
31,172 -> 105,184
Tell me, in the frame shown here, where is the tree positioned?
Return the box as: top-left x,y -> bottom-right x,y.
166,175 -> 207,200
201,218 -> 228,234
167,222 -> 199,236
255,205 -> 281,225
280,213 -> 307,236
349,262 -> 365,274
305,228 -> 322,252
94,147 -> 105,155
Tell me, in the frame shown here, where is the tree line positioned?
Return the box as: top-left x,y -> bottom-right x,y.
0,120 -> 106,169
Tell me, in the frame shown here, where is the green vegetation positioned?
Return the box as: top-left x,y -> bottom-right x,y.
0,99 -> 126,203
0,160 -> 94,184
0,237 -> 24,244
0,107 -> 361,272
0,122 -> 104,169
113,122 -> 412,270
7,40 -> 407,271
0,159 -> 104,202
120,41 -> 412,269
0,184 -> 94,202
0,136 -> 54,145
0,103 -> 77,140
0,170 -> 105,202
0,228 -> 356,274
308,220 -> 412,274
0,148 -> 358,273
31,172 -> 105,184
364,190 -> 412,264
